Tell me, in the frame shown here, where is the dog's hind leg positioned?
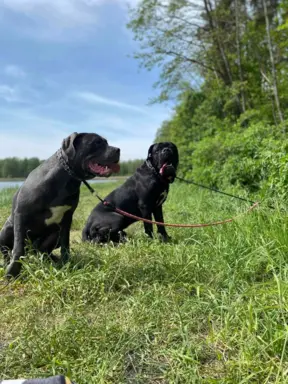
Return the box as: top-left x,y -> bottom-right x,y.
0,216 -> 14,267
35,232 -> 61,263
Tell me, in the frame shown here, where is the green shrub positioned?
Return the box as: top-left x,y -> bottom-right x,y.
183,121 -> 288,199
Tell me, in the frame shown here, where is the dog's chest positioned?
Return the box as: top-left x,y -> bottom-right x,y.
156,189 -> 168,206
45,205 -> 72,226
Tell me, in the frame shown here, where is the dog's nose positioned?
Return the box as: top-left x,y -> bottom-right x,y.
115,148 -> 120,158
114,147 -> 120,160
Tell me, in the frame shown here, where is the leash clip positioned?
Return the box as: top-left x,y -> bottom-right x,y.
103,200 -> 116,210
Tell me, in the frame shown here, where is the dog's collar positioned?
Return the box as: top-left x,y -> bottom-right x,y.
56,149 -> 82,181
145,159 -> 159,177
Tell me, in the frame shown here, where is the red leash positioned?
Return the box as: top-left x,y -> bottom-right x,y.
83,180 -> 259,229
104,201 -> 259,228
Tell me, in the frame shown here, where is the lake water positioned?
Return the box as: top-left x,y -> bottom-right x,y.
0,179 -> 117,191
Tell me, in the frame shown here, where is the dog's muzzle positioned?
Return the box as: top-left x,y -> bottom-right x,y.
160,163 -> 176,182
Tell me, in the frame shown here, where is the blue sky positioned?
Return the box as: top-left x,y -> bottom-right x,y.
0,0 -> 173,161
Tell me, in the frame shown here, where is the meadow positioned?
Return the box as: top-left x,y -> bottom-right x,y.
0,181 -> 287,383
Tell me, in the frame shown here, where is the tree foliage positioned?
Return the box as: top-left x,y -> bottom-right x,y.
128,0 -> 288,199
0,158 -> 42,179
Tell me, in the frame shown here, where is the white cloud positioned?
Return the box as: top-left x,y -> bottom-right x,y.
0,0 -> 138,28
0,85 -> 20,102
0,0 -> 96,27
0,105 -> 167,160
112,137 -> 151,160
0,83 -> 39,104
0,130 -> 151,161
0,0 -> 141,42
4,65 -> 26,78
0,110 -> 71,159
0,131 -> 66,160
73,91 -> 148,114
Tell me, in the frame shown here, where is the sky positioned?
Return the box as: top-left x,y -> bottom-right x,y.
0,0 -> 174,161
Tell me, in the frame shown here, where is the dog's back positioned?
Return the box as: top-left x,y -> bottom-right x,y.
82,172 -> 140,242
82,163 -> 168,243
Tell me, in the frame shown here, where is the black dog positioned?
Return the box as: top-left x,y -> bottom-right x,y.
82,142 -> 178,244
0,132 -> 120,278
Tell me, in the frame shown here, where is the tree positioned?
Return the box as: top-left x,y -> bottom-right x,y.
127,0 -> 210,103
127,0 -> 288,196
261,0 -> 284,123
27,158 -> 41,174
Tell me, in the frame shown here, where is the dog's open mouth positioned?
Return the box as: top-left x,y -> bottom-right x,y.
160,163 -> 175,182
88,161 -> 120,177
160,163 -> 168,175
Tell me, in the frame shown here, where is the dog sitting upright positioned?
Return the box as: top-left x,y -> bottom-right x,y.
82,142 -> 179,244
0,132 -> 120,278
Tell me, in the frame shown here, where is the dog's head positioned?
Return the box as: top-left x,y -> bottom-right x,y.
147,142 -> 179,183
61,132 -> 120,179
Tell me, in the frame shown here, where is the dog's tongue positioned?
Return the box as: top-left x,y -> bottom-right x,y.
88,162 -> 120,175
110,163 -> 120,173
88,163 -> 105,175
160,163 -> 167,176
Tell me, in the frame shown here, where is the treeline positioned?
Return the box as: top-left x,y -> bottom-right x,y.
128,0 -> 288,199
0,158 -> 144,179
0,158 -> 42,179
117,159 -> 144,176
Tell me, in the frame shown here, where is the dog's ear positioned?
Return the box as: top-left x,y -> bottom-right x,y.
62,132 -> 80,159
147,144 -> 156,159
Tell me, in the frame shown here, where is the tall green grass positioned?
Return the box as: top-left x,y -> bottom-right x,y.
0,181 -> 287,383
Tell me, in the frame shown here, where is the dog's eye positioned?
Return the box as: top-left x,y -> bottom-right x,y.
95,138 -> 106,146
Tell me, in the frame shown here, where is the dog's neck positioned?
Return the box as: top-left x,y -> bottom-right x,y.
56,149 -> 82,182
145,159 -> 158,175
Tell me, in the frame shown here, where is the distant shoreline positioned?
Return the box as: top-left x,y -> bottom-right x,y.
0,175 -> 129,182
0,178 -> 24,182
93,175 -> 129,181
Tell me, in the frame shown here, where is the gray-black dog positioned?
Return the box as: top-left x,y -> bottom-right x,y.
0,132 -> 120,278
82,142 -> 178,244
0,375 -> 76,384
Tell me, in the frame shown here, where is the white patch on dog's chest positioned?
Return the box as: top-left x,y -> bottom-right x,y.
45,205 -> 72,226
156,190 -> 168,206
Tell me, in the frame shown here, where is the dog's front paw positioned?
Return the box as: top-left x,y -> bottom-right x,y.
60,254 -> 70,266
158,233 -> 171,243
5,261 -> 22,279
145,231 -> 154,240
118,231 -> 127,243
49,253 -> 61,263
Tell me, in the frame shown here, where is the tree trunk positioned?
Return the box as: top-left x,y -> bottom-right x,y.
262,0 -> 283,123
235,0 -> 246,113
203,0 -> 233,86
